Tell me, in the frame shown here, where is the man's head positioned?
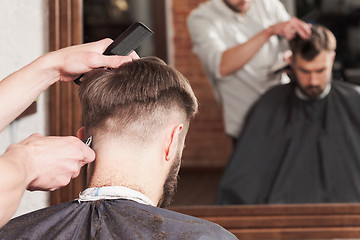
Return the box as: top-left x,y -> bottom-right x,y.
78,57 -> 198,207
223,0 -> 253,14
289,25 -> 336,99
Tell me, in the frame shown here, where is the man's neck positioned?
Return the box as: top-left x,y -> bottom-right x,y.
87,142 -> 165,207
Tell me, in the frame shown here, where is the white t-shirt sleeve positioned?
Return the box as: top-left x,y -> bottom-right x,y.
187,11 -> 227,80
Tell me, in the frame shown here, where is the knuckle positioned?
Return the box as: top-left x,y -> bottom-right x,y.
73,162 -> 81,172
57,175 -> 72,188
72,169 -> 81,178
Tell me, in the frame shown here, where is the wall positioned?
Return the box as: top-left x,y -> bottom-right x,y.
0,0 -> 49,217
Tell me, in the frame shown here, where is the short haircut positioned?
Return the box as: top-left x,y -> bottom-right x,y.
78,57 -> 198,142
289,24 -> 336,61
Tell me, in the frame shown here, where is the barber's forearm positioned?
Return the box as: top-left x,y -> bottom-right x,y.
0,155 -> 28,228
219,28 -> 273,77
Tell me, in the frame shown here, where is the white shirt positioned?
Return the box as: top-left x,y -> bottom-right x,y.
187,0 -> 291,137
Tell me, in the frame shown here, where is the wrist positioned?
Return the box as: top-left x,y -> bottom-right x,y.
0,146 -> 31,189
31,51 -> 61,87
266,26 -> 275,37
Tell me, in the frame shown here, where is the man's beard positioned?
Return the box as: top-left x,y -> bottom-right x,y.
223,0 -> 249,13
223,0 -> 241,12
157,154 -> 181,208
299,84 -> 323,99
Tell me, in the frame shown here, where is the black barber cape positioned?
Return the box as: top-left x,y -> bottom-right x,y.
216,80 -> 360,205
0,199 -> 237,240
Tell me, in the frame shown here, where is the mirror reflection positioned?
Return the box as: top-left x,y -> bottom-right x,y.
83,0 -> 360,207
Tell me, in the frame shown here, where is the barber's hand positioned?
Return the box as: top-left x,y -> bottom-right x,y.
4,133 -> 95,191
270,17 -> 312,40
40,38 -> 140,83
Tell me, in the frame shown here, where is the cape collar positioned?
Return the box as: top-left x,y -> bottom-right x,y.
295,82 -> 331,101
78,186 -> 155,206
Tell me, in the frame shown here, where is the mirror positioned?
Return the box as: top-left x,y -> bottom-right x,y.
80,0 -> 360,207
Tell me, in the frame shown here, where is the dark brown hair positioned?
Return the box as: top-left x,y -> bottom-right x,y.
78,57 -> 198,140
289,24 -> 336,61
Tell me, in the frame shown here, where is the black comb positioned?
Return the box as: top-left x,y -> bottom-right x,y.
103,22 -> 153,56
74,22 -> 153,85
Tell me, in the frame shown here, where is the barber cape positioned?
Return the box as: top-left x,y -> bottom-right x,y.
216,80 -> 360,204
1,186 -> 236,239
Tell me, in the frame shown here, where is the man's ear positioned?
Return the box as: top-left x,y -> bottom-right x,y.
77,126 -> 93,185
77,126 -> 86,139
331,51 -> 336,62
165,124 -> 183,162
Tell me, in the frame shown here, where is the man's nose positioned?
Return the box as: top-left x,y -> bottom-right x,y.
309,73 -> 319,85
